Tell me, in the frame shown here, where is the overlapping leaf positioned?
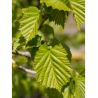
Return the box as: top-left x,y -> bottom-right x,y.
46,88 -> 63,98
12,35 -> 42,52
75,77 -> 85,98
43,4 -> 68,28
41,0 -> 71,11
31,47 -> 39,61
33,43 -> 72,92
26,35 -> 41,48
62,85 -> 71,98
18,7 -> 40,43
41,0 -> 85,30
50,9 -> 68,28
46,84 -> 71,98
70,0 -> 85,30
40,24 -> 54,40
51,38 -> 72,62
12,36 -> 26,52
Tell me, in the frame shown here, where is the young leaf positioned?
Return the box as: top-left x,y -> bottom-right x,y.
43,4 -> 68,28
51,38 -> 72,62
62,84 -> 71,98
43,3 -> 52,14
50,9 -> 68,28
26,35 -> 41,48
33,43 -> 72,92
40,24 -> 54,40
75,77 -> 85,98
19,7 -> 40,43
31,47 -> 39,61
69,0 -> 85,30
41,0 -> 71,11
12,36 -> 26,52
41,0 -> 85,30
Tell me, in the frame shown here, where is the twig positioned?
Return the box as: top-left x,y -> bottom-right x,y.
17,66 -> 36,78
38,16 -> 48,30
12,50 -> 31,58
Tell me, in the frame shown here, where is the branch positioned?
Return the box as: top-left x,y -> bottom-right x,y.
17,66 -> 36,78
38,16 -> 48,30
12,50 -> 31,58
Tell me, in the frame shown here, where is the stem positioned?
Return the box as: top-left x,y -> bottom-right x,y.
12,50 -> 31,58
38,16 -> 48,30
17,66 -> 36,78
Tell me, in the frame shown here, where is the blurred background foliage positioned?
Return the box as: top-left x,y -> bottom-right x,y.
12,0 -> 85,98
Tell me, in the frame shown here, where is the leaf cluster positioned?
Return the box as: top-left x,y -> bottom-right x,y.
12,0 -> 85,98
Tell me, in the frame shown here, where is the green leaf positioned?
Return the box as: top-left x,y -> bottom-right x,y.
31,47 -> 39,61
33,43 -> 72,92
76,68 -> 85,77
69,0 -> 85,30
46,88 -> 63,98
12,36 -> 26,52
41,0 -> 85,30
41,0 -> 71,11
60,42 -> 72,62
19,7 -> 40,43
75,77 -> 85,98
43,4 -> 68,28
43,3 -> 52,14
26,35 -> 41,48
46,83 -> 71,98
50,9 -> 68,28
51,38 -> 72,62
40,24 -> 54,40
62,84 -> 71,98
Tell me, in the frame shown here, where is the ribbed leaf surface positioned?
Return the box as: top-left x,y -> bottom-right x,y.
41,0 -> 71,11
43,4 -> 68,28
51,38 -> 72,62
41,0 -> 85,30
75,77 -> 85,98
33,43 -> 72,92
19,7 -> 40,43
50,9 -> 68,28
70,0 -> 85,30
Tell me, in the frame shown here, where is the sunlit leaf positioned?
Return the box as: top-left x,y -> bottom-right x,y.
41,0 -> 85,30
75,77 -> 85,98
19,7 -> 40,42
70,0 -> 85,30
34,43 -> 72,92
51,38 -> 72,62
41,0 -> 71,11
